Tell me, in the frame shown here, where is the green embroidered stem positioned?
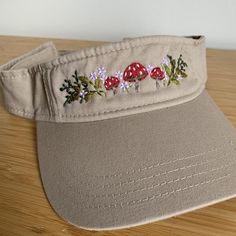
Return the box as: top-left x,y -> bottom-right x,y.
59,70 -> 106,106
163,54 -> 188,86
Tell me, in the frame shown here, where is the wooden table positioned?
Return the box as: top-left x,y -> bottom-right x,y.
0,36 -> 236,236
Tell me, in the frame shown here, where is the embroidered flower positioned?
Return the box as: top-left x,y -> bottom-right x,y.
80,90 -> 88,99
162,56 -> 170,66
120,81 -> 131,91
89,71 -> 97,81
146,64 -> 154,73
115,70 -> 123,80
97,67 -> 107,81
177,74 -> 183,81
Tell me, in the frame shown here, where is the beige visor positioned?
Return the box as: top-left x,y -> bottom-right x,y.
1,35 -> 236,231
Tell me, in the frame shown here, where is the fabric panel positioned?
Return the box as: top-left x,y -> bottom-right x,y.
37,91 -> 236,230
0,36 -> 207,122
0,42 -> 59,118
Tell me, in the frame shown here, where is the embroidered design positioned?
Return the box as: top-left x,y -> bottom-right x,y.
150,67 -> 165,88
59,54 -> 188,105
97,67 -> 107,81
146,64 -> 154,73
162,54 -> 188,86
59,70 -> 105,105
123,62 -> 148,92
104,76 -> 120,94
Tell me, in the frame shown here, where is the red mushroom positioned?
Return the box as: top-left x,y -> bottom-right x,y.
104,76 -> 120,95
150,67 -> 165,88
123,62 -> 148,92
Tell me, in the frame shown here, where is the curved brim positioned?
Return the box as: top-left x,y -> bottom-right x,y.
37,90 -> 236,231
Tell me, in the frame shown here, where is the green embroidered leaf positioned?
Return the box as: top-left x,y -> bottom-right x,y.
74,92 -> 80,101
176,67 -> 180,75
171,79 -> 180,85
84,94 -> 92,103
183,62 -> 188,67
78,76 -> 90,85
97,90 -> 106,97
167,55 -> 172,61
171,59 -> 176,68
74,86 -> 81,93
88,91 -> 96,95
59,70 -> 106,105
180,71 -> 187,78
97,91 -> 104,96
94,78 -> 102,89
163,64 -> 171,77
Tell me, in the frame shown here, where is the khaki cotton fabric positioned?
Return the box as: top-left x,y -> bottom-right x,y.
37,91 -> 236,230
0,36 -> 206,122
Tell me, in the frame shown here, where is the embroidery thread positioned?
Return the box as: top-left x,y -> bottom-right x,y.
59,70 -> 105,105
59,54 -> 188,105
104,76 -> 120,94
162,54 -> 188,86
150,67 -> 165,88
123,62 -> 148,92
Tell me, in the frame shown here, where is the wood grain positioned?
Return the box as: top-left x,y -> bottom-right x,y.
0,35 -> 236,236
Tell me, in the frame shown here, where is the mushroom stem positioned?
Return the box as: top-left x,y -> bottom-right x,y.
156,80 -> 160,89
112,87 -> 117,95
135,80 -> 139,92
163,79 -> 166,87
125,85 -> 129,93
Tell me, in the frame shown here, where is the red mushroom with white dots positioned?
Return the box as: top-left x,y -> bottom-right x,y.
150,67 -> 165,88
104,76 -> 120,95
123,62 -> 148,92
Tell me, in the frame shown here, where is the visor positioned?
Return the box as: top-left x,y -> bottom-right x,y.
1,35 -> 236,231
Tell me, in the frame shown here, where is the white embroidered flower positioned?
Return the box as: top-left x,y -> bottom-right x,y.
177,74 -> 183,80
115,70 -> 123,80
80,90 -> 87,99
97,67 -> 107,81
120,81 -> 130,91
89,71 -> 97,81
162,56 -> 170,66
146,64 -> 154,73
